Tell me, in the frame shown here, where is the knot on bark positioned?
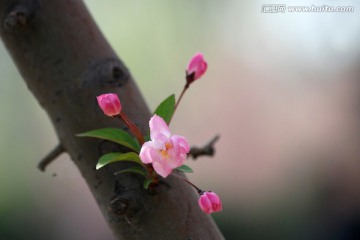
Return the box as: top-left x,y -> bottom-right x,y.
110,176 -> 146,219
81,58 -> 130,90
110,197 -> 130,215
3,1 -> 37,32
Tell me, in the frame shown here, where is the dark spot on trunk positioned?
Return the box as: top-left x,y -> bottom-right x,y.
54,89 -> 63,96
81,58 -> 129,89
3,1 -> 39,32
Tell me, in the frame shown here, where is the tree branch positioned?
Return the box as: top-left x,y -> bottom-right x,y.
189,135 -> 220,160
37,144 -> 65,171
0,1 -> 223,239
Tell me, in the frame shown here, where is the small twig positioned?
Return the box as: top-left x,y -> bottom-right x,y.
38,144 -> 65,171
188,135 -> 220,160
169,83 -> 189,124
174,83 -> 189,112
171,173 -> 202,193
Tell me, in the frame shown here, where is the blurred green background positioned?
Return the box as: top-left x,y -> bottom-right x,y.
1,0 -> 360,239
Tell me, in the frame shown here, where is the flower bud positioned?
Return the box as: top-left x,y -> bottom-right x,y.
198,191 -> 222,214
186,52 -> 208,84
96,93 -> 122,116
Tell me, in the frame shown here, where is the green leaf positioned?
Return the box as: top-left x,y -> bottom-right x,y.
143,179 -> 154,189
154,94 -> 175,124
77,128 -> 141,153
144,135 -> 151,142
114,166 -> 147,176
96,152 -> 143,170
176,164 -> 193,173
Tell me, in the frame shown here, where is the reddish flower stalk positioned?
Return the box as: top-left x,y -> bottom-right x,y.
97,93 -> 144,145
171,173 -> 222,214
117,112 -> 144,145
171,172 -> 202,193
117,113 -> 156,179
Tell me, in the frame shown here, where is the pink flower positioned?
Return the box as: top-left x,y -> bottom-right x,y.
186,52 -> 208,84
139,115 -> 190,178
96,93 -> 122,116
198,191 -> 222,214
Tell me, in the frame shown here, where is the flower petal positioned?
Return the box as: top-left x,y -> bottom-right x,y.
149,146 -> 163,163
149,115 -> 171,140
171,135 -> 190,154
198,194 -> 212,214
167,147 -> 184,168
207,192 -> 221,205
164,150 -> 183,169
152,160 -> 173,178
151,133 -> 169,147
139,142 -> 155,164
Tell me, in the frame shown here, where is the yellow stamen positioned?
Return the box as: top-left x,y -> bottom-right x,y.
160,142 -> 173,159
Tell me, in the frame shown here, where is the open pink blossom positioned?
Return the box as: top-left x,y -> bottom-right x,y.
139,115 -> 190,178
97,93 -> 122,116
186,52 -> 208,84
198,191 -> 222,214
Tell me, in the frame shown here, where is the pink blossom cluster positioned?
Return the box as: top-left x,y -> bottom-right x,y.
96,53 -> 222,214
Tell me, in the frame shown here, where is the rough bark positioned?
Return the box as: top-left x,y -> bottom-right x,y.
0,0 -> 224,239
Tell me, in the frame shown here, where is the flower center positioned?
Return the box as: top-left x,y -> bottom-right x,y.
160,142 -> 173,159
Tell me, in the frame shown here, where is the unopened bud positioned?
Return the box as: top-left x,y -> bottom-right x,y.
96,93 -> 122,116
186,52 -> 208,85
198,191 -> 222,214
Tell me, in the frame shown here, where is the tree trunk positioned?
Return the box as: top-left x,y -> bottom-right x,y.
0,0 -> 224,239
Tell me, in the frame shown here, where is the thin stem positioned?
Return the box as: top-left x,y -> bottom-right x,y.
171,172 -> 203,194
174,83 -> 189,112
169,83 -> 189,125
117,112 -> 144,145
